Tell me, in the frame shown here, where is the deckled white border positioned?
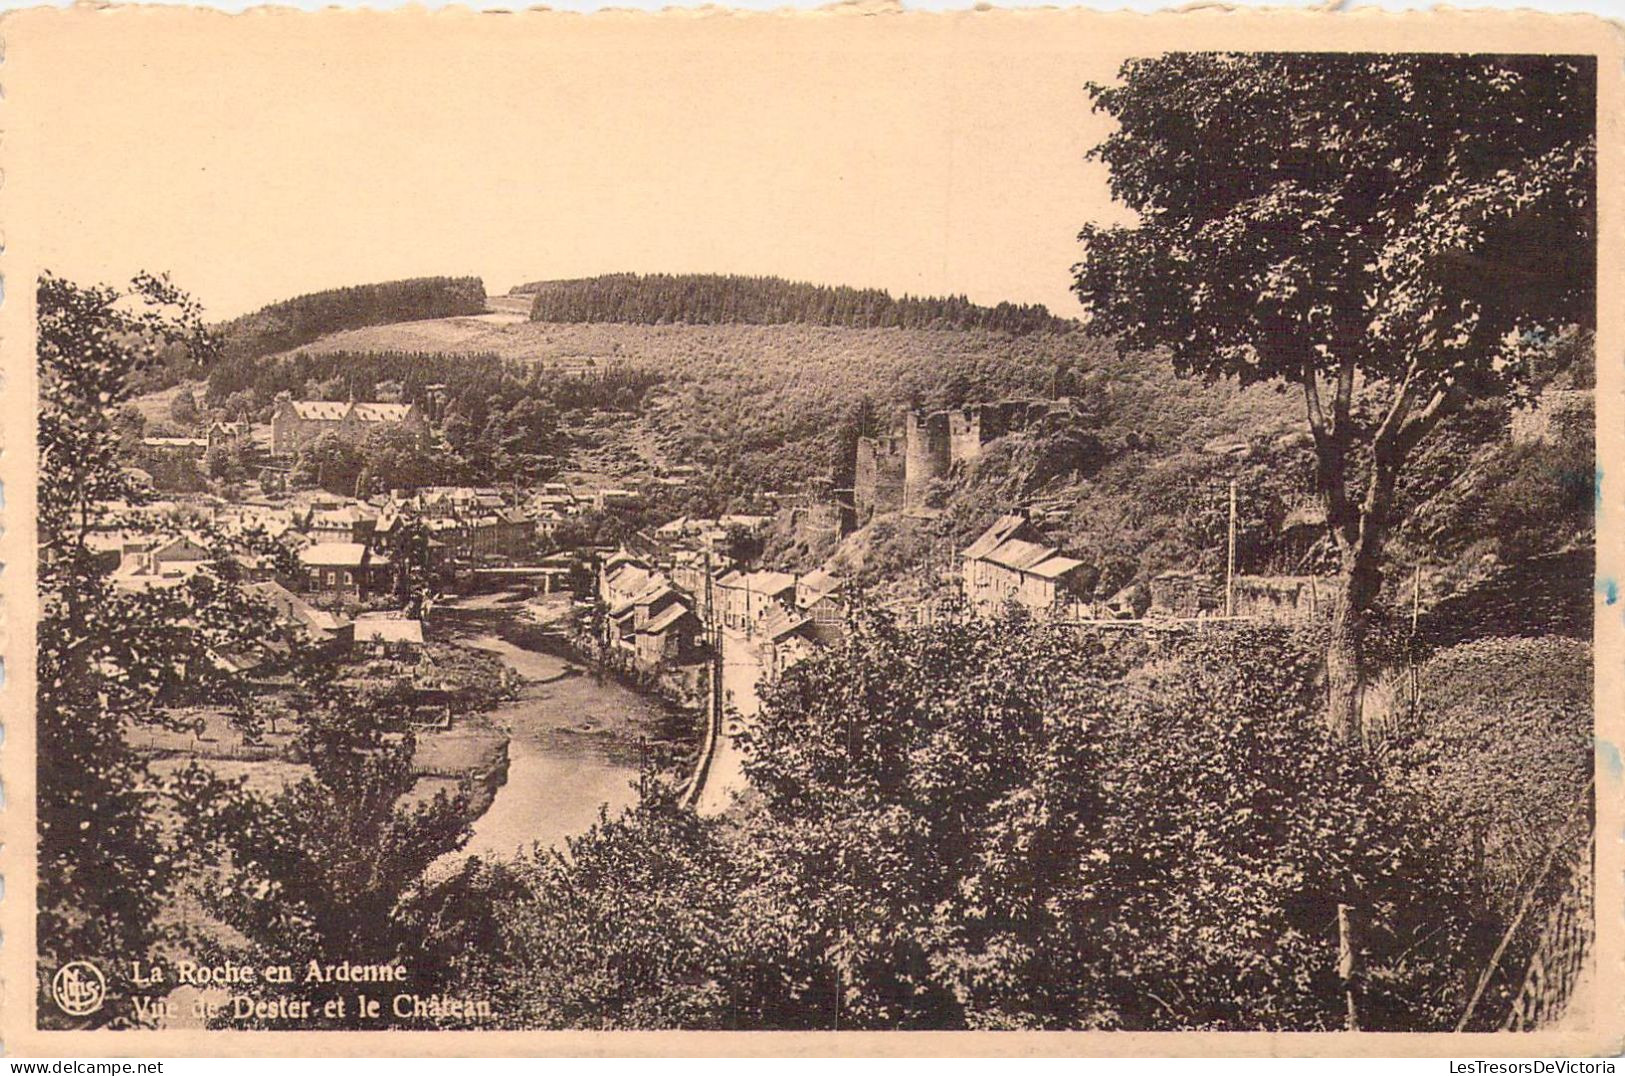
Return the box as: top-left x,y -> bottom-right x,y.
0,4 -> 1618,1057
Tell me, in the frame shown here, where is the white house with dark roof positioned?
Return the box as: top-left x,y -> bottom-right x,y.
961,513 -> 1089,616
715,570 -> 798,633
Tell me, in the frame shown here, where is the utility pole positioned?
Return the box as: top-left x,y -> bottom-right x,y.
683,550 -> 725,812
1339,903 -> 1362,1031
1410,563 -> 1424,712
705,550 -> 722,713
1224,478 -> 1238,617
1411,564 -> 1422,634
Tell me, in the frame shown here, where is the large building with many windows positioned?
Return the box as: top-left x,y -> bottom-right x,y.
270,397 -> 426,457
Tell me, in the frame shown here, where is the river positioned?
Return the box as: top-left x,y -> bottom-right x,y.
435,596 -> 691,866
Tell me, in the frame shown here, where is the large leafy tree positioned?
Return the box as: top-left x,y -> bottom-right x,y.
37,273 -> 281,1025
1073,53 -> 1595,742
291,430 -> 365,495
179,680 -> 471,1028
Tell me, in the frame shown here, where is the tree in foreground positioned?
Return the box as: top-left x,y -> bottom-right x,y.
36,272 -> 283,1026
179,680 -> 472,1028
740,612 -> 1487,1030
1073,53 -> 1595,742
456,612 -> 1491,1030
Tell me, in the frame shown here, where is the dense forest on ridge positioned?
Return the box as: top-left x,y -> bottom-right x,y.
216,276 -> 488,362
518,272 -> 1076,335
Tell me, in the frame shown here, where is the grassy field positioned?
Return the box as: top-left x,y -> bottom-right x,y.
129,378 -> 208,425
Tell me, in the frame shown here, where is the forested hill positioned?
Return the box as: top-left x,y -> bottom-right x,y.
517,273 -> 1076,335
215,276 -> 487,361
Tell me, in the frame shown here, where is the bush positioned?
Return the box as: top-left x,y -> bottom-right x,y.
456,797 -> 754,1029
1383,636 -> 1592,909
443,615 -> 1529,1031
1093,626 -> 1491,1030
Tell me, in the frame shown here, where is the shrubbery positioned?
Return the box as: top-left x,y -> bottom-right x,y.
445,615 -> 1521,1031
1383,636 -> 1592,908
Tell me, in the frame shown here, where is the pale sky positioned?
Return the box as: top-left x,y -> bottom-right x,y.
4,9 -> 1144,321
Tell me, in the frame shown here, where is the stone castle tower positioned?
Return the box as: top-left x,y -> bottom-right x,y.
852,398 -> 1064,524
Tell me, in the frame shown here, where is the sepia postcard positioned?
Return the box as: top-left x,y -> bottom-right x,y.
0,3 -> 1621,1058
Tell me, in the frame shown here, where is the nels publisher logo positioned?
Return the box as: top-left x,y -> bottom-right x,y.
51,960 -> 107,1017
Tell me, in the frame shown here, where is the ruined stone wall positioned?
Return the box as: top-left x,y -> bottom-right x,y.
1231,575 -> 1332,624
784,502 -> 848,546
947,408 -> 983,466
856,397 -> 1064,520
855,434 -> 906,522
904,411 -> 950,509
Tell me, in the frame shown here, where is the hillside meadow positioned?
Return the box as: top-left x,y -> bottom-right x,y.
256,313 -> 1590,611
286,316 -> 1304,488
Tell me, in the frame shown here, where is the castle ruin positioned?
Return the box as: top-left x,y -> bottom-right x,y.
854,398 -> 1065,523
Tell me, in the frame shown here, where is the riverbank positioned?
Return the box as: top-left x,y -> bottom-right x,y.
431,596 -> 704,867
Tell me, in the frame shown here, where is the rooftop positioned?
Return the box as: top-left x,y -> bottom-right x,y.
985,539 -> 1057,573
354,617 -> 424,645
962,513 -> 1031,560
352,402 -> 415,422
721,570 -> 797,596
1026,555 -> 1086,580
641,603 -> 693,635
246,580 -> 349,634
288,400 -> 351,421
299,542 -> 371,567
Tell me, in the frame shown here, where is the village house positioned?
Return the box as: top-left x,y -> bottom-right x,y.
715,570 -> 798,633
533,507 -> 568,545
719,513 -> 775,533
245,579 -> 353,658
594,488 -> 642,511
230,552 -> 283,584
528,484 -> 580,517
306,504 -> 381,546
270,397 -> 426,457
599,550 -> 656,609
756,605 -> 820,683
139,435 -> 207,460
1147,570 -> 1223,618
795,568 -> 848,644
135,436 -> 209,492
352,615 -> 426,660
669,549 -> 733,621
215,504 -> 299,544
605,578 -> 703,672
373,507 -> 451,570
635,601 -> 703,671
299,541 -> 392,600
463,508 -> 533,560
411,487 -> 506,518
378,488 -> 531,564
207,420 -> 253,449
83,528 -> 158,574
110,533 -> 215,592
649,516 -> 730,560
653,516 -> 702,544
423,516 -> 472,562
961,513 -> 1089,617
